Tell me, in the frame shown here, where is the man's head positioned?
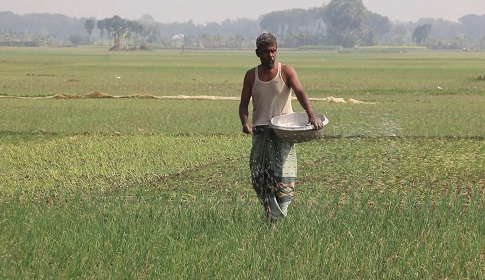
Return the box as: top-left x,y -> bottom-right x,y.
255,33 -> 278,70
256,32 -> 277,51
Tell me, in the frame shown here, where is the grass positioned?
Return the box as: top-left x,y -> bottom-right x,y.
1,47 -> 485,279
2,137 -> 484,279
2,47 -> 485,97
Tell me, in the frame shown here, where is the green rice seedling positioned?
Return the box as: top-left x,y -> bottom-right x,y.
1,48 -> 485,279
2,137 -> 485,278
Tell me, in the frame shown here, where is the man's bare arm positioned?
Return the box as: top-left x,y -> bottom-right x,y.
283,65 -> 324,130
239,69 -> 254,134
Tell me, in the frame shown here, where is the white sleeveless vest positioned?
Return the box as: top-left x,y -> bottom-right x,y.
251,63 -> 293,126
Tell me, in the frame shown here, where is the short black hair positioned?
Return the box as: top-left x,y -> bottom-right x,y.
256,32 -> 277,50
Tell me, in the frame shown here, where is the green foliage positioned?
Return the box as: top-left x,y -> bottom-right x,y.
413,24 -> 432,45
1,48 -> 485,279
68,34 -> 84,45
325,0 -> 367,47
2,8 -> 485,48
1,138 -> 484,279
83,18 -> 96,40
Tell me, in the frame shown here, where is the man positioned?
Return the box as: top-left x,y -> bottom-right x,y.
239,32 -> 323,223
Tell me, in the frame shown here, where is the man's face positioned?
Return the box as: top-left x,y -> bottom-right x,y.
257,43 -> 277,70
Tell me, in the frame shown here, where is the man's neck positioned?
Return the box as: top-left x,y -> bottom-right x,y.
260,62 -> 277,72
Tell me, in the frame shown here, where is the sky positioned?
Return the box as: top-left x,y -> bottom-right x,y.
2,0 -> 485,24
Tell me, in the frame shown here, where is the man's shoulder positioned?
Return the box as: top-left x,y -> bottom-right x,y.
243,67 -> 256,87
244,67 -> 256,78
280,64 -> 296,80
247,66 -> 257,72
280,63 -> 295,72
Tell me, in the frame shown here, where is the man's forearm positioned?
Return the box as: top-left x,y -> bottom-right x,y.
239,105 -> 250,125
296,94 -> 315,116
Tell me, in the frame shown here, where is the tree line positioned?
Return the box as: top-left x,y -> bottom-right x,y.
1,0 -> 485,50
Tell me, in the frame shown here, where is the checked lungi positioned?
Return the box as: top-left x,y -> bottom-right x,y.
250,125 -> 297,219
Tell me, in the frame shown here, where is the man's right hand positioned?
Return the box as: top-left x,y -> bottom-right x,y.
242,124 -> 253,134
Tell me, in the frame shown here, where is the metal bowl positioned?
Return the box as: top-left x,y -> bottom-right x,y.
270,112 -> 329,143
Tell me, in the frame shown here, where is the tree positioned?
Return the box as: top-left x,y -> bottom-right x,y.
459,15 -> 485,40
97,19 -> 106,45
324,0 -> 367,48
0,30 -> 16,42
102,17 -> 114,46
234,34 -> 244,49
365,11 -> 392,45
259,8 -> 325,39
412,24 -> 432,45
129,21 -> 145,46
69,34 -> 83,45
84,18 -> 96,41
110,16 -> 127,48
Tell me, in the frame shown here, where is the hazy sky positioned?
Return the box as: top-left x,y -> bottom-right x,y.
3,0 -> 485,24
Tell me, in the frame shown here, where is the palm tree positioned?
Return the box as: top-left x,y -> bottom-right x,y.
84,18 -> 96,42
97,19 -> 106,45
